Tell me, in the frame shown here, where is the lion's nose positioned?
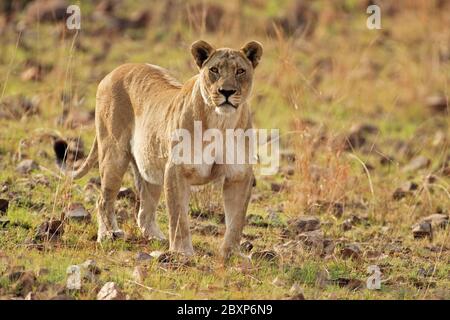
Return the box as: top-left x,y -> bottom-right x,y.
218,88 -> 236,99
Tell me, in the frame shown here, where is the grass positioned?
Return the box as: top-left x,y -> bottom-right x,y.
0,0 -> 449,300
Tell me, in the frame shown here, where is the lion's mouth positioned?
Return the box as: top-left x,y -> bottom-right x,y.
218,101 -> 237,109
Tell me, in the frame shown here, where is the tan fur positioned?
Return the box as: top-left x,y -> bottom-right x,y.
71,40 -> 263,258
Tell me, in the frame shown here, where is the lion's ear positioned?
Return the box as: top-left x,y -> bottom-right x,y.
241,41 -> 263,68
191,40 -> 215,69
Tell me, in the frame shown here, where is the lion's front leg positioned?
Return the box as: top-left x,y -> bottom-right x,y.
164,164 -> 194,255
221,167 -> 253,259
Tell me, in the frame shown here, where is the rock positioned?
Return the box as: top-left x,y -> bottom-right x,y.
35,220 -> 64,241
341,219 -> 352,231
412,222 -> 432,240
0,217 -> 10,228
37,268 -> 49,277
25,292 -> 38,300
419,214 -> 448,229
393,181 -> 418,200
50,294 -> 74,300
297,229 -> 324,249
11,271 -> 36,296
402,156 -> 430,172
281,165 -> 295,176
246,214 -> 269,227
334,278 -> 364,290
16,159 -> 39,174
331,202 -> 344,218
341,244 -> 361,260
135,252 -> 153,262
271,277 -> 285,287
288,216 -> 321,234
132,266 -> 147,283
270,182 -> 282,192
97,282 -> 125,300
25,0 -> 68,23
117,187 -> 136,202
21,66 -> 42,81
0,95 -> 40,120
344,123 -> 378,150
193,223 -> 219,236
149,251 -> 164,259
65,203 -> 91,221
80,259 -> 101,276
240,240 -> 253,253
279,149 -> 296,163
322,239 -> 335,256
250,250 -> 278,262
417,266 -> 435,278
426,94 -> 448,113
0,198 -> 9,214
288,283 -> 305,300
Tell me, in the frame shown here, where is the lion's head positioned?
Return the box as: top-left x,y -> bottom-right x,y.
191,40 -> 263,115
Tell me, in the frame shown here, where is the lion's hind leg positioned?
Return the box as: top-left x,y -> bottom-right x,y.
97,145 -> 131,242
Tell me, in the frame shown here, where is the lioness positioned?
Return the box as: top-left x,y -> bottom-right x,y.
71,40 -> 262,257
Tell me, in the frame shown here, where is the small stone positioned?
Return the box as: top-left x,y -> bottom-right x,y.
344,123 -> 378,150
341,244 -> 361,260
322,239 -> 335,256
0,198 -> 9,214
334,278 -> 364,290
132,266 -> 147,283
117,187 -> 136,202
270,182 -> 282,192
250,250 -> 278,262
35,220 -> 64,241
393,181 -> 418,200
330,202 -> 344,217
426,94 -> 448,113
80,259 -> 101,275
16,159 -> 39,174
403,156 -> 430,172
420,214 -> 448,229
412,222 -> 433,239
240,240 -> 253,253
288,216 -> 321,234
341,219 -> 352,231
135,252 -> 153,262
21,66 -> 42,81
0,217 -> 10,228
12,271 -> 36,296
271,277 -> 285,287
246,214 -> 269,227
149,251 -> 164,259
65,203 -> 91,221
50,294 -> 74,300
193,223 -> 219,236
37,268 -> 49,277
25,292 -> 38,300
97,282 -> 125,300
288,283 -> 305,300
281,165 -> 295,176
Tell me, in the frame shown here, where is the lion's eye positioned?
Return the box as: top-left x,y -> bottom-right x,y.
236,68 -> 246,75
210,67 -> 219,73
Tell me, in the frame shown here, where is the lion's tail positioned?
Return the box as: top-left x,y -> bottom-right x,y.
71,136 -> 98,180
